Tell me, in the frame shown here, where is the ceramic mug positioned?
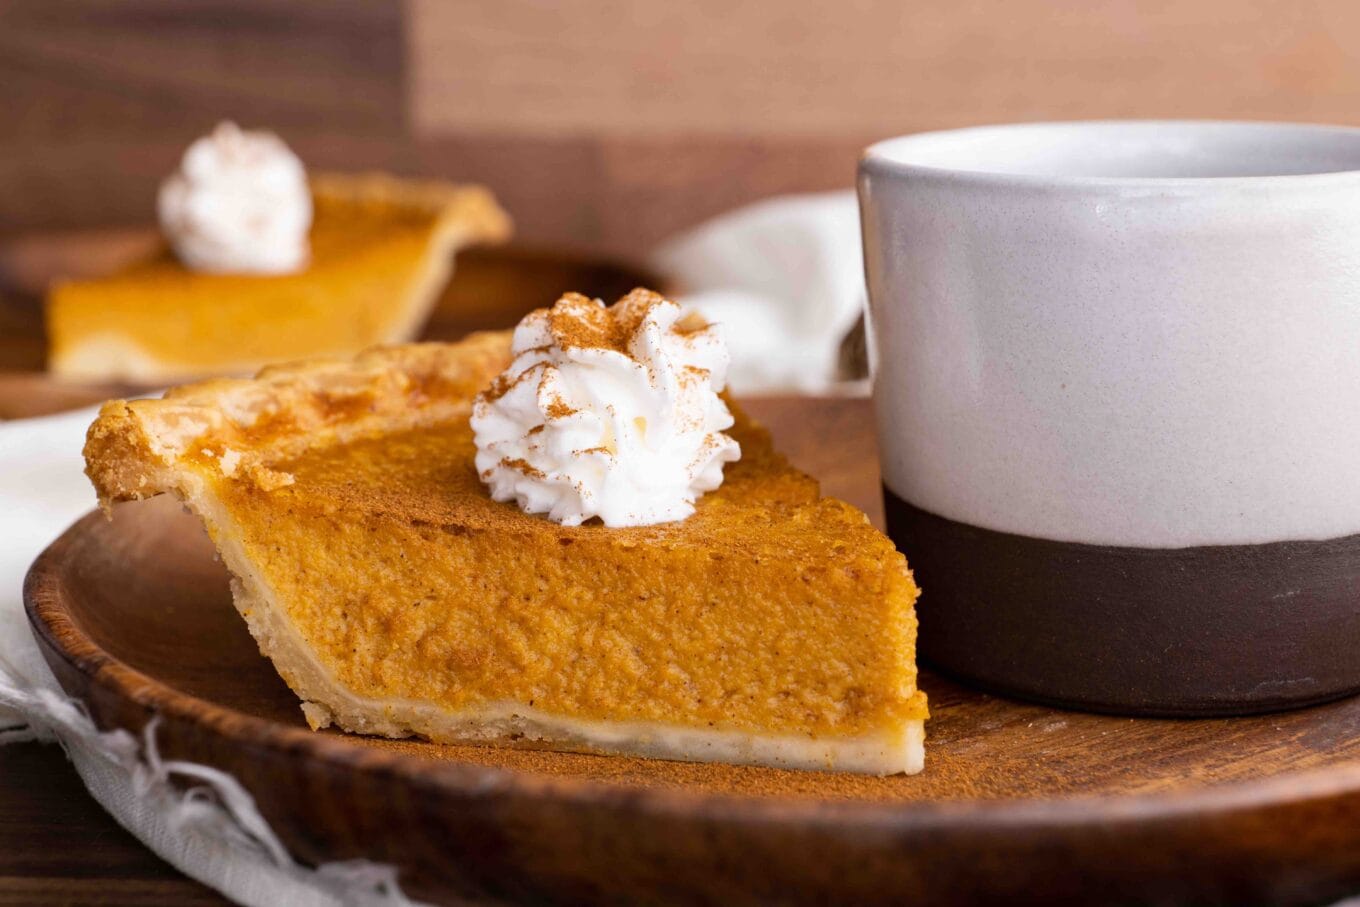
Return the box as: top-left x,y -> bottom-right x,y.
858,121 -> 1360,716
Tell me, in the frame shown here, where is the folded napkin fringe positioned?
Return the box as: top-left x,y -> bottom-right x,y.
0,648 -> 421,907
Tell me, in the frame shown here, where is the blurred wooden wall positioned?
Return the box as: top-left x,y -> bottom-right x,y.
4,0 -> 1360,258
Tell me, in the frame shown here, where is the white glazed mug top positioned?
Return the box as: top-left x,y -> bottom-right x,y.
859,121 -> 1360,548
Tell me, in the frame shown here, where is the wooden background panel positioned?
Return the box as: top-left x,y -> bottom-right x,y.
0,1 -> 408,231
0,0 -> 403,136
4,0 -> 1360,257
409,0 -> 1360,137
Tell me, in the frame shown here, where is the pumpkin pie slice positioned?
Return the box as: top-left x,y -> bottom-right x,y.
48,174 -> 511,382
83,333 -> 927,774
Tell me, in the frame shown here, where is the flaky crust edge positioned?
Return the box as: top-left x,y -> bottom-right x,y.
84,332 -> 513,508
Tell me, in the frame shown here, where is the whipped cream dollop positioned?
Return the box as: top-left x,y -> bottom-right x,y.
157,121 -> 312,274
472,290 -> 741,527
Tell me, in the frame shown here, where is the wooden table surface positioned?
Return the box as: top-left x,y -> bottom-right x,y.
0,743 -> 229,905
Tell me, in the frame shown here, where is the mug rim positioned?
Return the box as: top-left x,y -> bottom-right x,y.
860,119 -> 1360,190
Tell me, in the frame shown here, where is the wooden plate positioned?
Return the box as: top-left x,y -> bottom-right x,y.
24,397 -> 1360,906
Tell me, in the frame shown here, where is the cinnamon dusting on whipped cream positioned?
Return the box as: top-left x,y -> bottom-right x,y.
471,289 -> 740,527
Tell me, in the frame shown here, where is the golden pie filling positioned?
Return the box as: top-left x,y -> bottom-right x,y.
84,335 -> 927,774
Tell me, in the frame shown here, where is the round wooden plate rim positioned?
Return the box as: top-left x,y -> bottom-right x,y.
26,508 -> 1360,835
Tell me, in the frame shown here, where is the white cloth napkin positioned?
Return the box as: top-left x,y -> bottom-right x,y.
0,192 -> 871,905
654,190 -> 866,395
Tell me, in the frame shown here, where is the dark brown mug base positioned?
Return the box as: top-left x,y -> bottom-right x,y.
884,486 -> 1360,717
